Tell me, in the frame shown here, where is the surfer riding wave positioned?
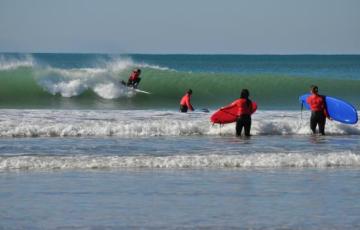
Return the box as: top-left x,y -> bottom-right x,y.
121,68 -> 142,89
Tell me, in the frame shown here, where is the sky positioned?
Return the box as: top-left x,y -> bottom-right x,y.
0,0 -> 359,54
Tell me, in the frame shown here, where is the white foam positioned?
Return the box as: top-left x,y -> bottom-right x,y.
33,56 -> 169,99
1,152 -> 359,171
35,66 -> 131,98
105,57 -> 136,72
0,54 -> 170,99
93,83 -> 134,99
137,62 -> 172,71
0,54 -> 34,70
0,110 -> 359,138
41,78 -> 87,97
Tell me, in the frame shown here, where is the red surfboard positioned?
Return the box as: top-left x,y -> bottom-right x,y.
210,102 -> 257,124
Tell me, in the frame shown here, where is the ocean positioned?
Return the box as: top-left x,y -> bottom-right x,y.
1,53 -> 360,229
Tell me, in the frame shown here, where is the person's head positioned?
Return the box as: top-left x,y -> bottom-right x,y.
187,89 -> 193,95
310,85 -> 318,94
134,69 -> 141,74
240,89 -> 249,99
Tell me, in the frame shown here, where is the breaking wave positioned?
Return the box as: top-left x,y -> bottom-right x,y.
0,54 -> 359,109
0,54 -> 34,70
0,110 -> 359,138
1,152 -> 360,171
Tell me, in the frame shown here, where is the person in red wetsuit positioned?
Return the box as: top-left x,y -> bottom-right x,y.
127,68 -> 142,88
223,89 -> 255,137
179,89 -> 194,113
306,85 -> 330,135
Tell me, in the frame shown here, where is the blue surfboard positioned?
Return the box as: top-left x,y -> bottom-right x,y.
299,94 -> 358,124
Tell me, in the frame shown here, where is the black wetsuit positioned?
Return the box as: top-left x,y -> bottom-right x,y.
127,78 -> 141,88
310,111 -> 326,135
179,105 -> 188,113
236,114 -> 251,137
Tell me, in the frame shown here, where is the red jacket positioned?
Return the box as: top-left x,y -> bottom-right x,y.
307,94 -> 325,112
230,98 -> 253,116
307,93 -> 329,117
129,71 -> 140,81
180,93 -> 194,111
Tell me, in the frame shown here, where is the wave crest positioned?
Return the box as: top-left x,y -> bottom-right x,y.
0,54 -> 34,70
34,57 -> 155,98
0,54 -> 360,109
1,152 -> 360,171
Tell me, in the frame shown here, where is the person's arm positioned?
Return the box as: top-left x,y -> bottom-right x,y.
186,97 -> 194,111
249,101 -> 256,114
127,73 -> 133,85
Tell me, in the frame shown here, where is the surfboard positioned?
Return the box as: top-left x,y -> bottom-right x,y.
299,94 -> 358,124
210,102 -> 257,124
120,80 -> 151,94
189,108 -> 210,114
134,88 -> 151,94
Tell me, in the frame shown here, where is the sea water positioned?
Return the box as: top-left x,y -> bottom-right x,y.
1,54 -> 360,229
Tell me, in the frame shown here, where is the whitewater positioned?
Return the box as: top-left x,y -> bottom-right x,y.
0,108 -> 359,171
0,109 -> 359,138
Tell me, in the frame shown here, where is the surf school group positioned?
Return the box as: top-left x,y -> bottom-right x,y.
129,68 -> 358,137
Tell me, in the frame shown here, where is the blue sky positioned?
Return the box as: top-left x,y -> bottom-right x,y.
0,0 -> 359,54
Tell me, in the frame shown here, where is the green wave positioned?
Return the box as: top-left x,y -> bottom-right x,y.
140,69 -> 360,109
0,68 -> 359,109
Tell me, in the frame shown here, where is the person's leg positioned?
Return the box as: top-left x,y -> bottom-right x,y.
310,112 -> 317,134
318,113 -> 326,135
244,116 -> 252,137
133,78 -> 141,88
236,117 -> 243,136
180,105 -> 188,113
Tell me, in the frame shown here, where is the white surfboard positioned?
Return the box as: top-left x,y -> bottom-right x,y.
134,88 -> 151,94
120,80 -> 151,94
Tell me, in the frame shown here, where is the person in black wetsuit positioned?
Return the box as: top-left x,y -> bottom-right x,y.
306,85 -> 331,135
221,89 -> 255,137
179,89 -> 194,113
121,69 -> 142,88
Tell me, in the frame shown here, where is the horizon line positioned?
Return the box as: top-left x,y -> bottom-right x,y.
1,51 -> 360,56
